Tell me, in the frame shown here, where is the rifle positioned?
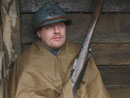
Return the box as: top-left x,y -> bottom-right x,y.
71,0 -> 104,95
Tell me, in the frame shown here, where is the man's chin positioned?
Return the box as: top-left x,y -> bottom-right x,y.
50,43 -> 65,49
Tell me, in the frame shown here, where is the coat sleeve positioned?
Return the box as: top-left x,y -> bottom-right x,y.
75,57 -> 111,98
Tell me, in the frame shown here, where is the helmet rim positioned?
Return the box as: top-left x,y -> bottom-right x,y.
34,16 -> 71,30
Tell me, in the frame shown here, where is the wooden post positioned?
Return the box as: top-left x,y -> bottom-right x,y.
0,0 -> 21,97
0,0 -> 4,97
1,0 -> 21,69
0,52 -> 3,98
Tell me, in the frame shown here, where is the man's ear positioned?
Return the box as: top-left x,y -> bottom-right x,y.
36,31 -> 41,38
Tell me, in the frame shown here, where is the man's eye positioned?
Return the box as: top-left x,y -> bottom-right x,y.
58,23 -> 65,27
46,25 -> 53,29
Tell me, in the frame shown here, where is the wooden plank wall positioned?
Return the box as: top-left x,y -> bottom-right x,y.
20,0 -> 130,12
19,0 -> 130,98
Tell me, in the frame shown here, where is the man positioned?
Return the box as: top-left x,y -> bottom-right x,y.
8,2 -> 110,98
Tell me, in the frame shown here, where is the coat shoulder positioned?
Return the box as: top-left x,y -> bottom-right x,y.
66,41 -> 81,52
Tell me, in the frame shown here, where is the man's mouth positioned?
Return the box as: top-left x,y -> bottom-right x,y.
53,36 -> 63,41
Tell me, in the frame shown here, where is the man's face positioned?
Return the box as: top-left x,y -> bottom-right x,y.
36,22 -> 66,49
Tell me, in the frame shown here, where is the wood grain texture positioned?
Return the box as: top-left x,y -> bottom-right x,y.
106,85 -> 130,98
98,66 -> 130,85
1,0 -> 21,68
91,44 -> 130,65
20,14 -> 37,44
0,11 -> 2,51
68,13 -> 130,44
0,53 -> 3,98
20,0 -> 130,12
0,2 -> 3,98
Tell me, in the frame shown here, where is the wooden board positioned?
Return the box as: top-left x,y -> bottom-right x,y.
21,13 -> 130,44
0,52 -> 3,80
91,44 -> 130,65
68,13 -> 130,44
0,4 -> 3,98
98,66 -> 130,85
20,14 -> 37,44
0,80 -> 2,98
106,85 -> 130,98
1,0 -> 21,68
20,0 -> 130,12
0,53 -> 3,98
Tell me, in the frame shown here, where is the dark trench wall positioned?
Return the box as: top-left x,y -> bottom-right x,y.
19,0 -> 130,98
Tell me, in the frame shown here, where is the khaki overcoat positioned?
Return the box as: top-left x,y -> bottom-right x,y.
7,40 -> 110,98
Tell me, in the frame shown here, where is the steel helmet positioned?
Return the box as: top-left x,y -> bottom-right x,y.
33,2 -> 71,30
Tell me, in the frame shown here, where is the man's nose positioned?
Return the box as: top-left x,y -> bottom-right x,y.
54,25 -> 60,34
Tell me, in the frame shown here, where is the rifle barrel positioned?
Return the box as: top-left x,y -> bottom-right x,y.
71,0 -> 104,91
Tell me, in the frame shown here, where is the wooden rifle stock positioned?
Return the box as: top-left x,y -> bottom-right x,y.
71,0 -> 104,94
